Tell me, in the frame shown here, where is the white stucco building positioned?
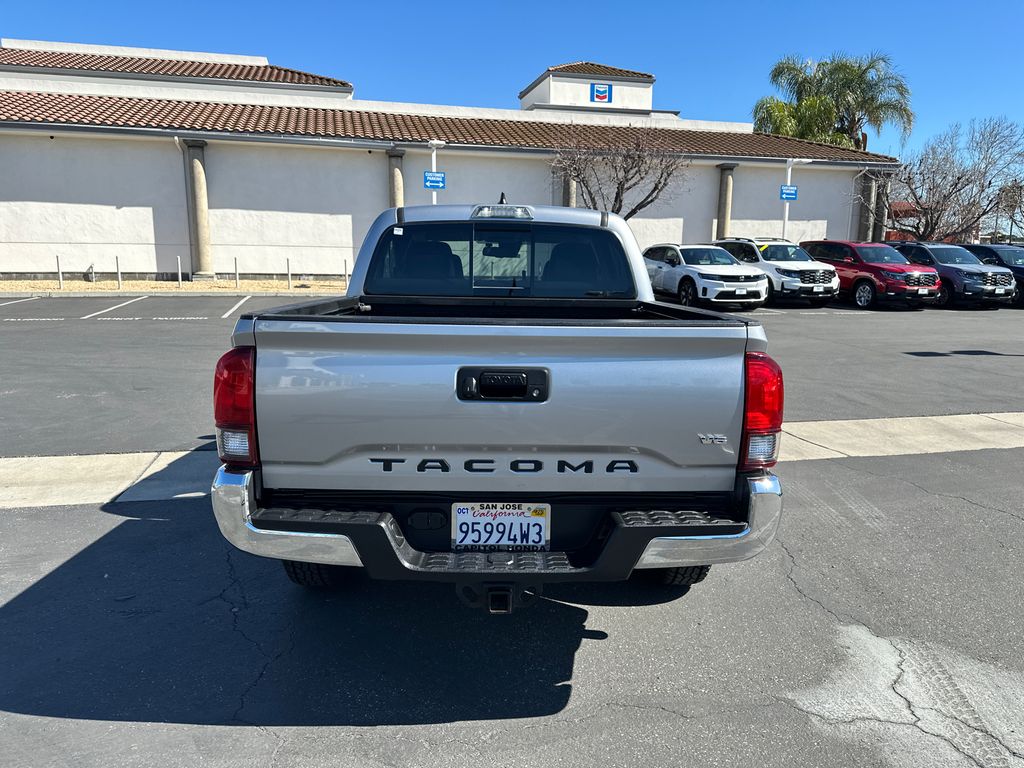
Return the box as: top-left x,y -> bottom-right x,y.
0,39 -> 899,279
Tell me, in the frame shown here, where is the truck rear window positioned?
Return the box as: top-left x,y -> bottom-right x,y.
363,222 -> 637,298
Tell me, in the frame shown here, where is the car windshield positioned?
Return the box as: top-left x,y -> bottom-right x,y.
993,247 -> 1024,266
760,244 -> 813,262
681,247 -> 739,266
929,246 -> 982,265
858,245 -> 910,264
363,221 -> 637,298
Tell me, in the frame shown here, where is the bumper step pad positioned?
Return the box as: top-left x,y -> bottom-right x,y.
249,505 -> 745,583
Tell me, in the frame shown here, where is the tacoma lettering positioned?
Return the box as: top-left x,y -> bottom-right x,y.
369,457 -> 638,473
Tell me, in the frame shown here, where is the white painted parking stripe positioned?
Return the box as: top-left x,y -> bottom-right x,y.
0,296 -> 40,307
80,295 -> 148,319
222,295 -> 251,318
1,412 -> 1022,509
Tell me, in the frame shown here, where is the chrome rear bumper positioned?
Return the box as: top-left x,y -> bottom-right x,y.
211,468 -> 782,572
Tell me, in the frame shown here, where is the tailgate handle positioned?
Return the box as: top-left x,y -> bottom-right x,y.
458,368 -> 548,402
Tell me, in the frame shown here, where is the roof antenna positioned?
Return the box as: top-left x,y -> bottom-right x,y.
498,192 -> 507,204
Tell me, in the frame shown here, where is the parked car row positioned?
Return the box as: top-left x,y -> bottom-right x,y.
642,238 -> 1021,310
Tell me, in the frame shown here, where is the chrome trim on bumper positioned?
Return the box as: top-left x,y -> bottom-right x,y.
211,467 -> 363,567
634,473 -> 783,568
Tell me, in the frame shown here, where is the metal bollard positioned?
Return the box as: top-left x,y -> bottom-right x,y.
287,258 -> 292,290
234,257 -> 240,289
176,255 -> 182,288
343,259 -> 348,289
56,255 -> 64,290
116,256 -> 123,290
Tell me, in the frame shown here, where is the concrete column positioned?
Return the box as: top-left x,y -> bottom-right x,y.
561,174 -> 577,208
715,163 -> 738,239
386,147 -> 405,208
183,140 -> 214,279
871,175 -> 890,242
857,173 -> 878,242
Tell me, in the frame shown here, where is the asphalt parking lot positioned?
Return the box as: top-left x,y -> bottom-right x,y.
2,294 -> 1023,768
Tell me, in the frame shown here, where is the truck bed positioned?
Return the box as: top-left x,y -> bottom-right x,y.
240,295 -> 757,328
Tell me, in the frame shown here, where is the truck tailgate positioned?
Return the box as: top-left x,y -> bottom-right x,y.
253,319 -> 749,493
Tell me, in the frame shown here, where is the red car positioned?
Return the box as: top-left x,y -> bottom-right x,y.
800,240 -> 941,309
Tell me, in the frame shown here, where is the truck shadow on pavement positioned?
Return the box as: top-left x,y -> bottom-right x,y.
0,456 -> 688,727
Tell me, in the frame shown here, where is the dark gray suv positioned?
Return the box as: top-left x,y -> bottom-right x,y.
890,242 -> 1016,308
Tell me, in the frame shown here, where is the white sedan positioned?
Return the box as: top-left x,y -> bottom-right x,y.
642,244 -> 769,307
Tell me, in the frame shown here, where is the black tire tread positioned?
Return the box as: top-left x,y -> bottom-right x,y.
659,565 -> 712,586
282,559 -> 347,588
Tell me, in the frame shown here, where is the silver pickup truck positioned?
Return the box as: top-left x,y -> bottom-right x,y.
212,203 -> 784,613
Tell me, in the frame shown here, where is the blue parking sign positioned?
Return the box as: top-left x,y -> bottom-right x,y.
424,171 -> 446,190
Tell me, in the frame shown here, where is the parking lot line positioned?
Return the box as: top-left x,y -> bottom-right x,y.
80,296 -> 149,319
221,295 -> 251,319
0,296 -> 40,307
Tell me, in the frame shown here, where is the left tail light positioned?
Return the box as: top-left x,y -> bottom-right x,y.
214,346 -> 258,468
740,351 -> 784,472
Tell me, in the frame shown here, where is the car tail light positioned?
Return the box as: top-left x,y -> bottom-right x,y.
740,351 -> 784,472
214,346 -> 258,468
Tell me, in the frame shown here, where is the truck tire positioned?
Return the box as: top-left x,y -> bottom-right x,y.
281,559 -> 350,589
633,564 -> 711,587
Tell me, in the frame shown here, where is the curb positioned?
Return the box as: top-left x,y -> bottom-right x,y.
0,291 -> 338,298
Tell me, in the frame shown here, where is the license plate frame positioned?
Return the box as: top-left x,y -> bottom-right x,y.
451,503 -> 550,552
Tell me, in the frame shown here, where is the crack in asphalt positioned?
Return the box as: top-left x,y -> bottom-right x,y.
826,459 -> 1024,524
776,537 -> 847,625
206,545 -> 298,730
775,541 -> 1023,767
775,698 -> 990,768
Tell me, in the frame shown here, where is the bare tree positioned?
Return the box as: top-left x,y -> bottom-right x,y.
991,180 -> 1024,241
888,117 -> 1024,241
552,125 -> 688,220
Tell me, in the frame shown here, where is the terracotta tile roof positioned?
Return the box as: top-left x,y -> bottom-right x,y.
547,61 -> 655,80
0,47 -> 351,88
0,90 -> 899,164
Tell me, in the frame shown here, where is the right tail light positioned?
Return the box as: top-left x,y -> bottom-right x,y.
740,351 -> 784,471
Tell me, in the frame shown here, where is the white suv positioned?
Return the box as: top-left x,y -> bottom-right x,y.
714,238 -> 839,306
642,243 -> 769,308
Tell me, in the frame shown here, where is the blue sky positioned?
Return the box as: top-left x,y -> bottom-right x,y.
3,0 -> 1021,158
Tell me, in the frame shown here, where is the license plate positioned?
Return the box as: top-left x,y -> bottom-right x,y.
451,503 -> 550,551
735,288 -> 747,295
995,288 -> 1006,295
813,285 -> 825,293
918,288 -> 929,295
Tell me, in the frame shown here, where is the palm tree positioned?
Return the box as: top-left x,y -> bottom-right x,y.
822,53 -> 914,150
753,52 -> 914,150
753,95 -> 853,148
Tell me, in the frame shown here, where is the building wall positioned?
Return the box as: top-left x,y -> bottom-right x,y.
402,149 -> 556,210
0,131 -> 189,274
547,76 -> 652,111
729,164 -> 856,242
626,163 -> 718,248
204,141 -> 385,275
0,130 -> 862,275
